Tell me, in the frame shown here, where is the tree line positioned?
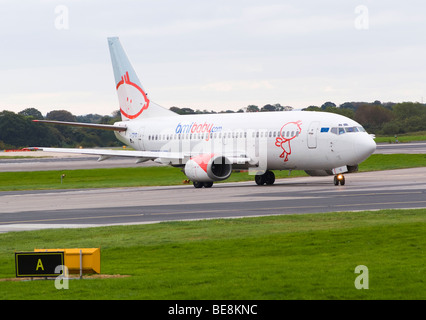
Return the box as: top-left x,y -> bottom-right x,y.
1,101 -> 425,149
0,108 -> 121,150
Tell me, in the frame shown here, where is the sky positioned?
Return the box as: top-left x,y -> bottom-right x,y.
1,0 -> 425,116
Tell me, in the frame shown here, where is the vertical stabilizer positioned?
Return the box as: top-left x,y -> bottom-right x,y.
108,37 -> 177,120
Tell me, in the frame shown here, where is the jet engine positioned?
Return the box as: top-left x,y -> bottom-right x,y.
184,154 -> 232,182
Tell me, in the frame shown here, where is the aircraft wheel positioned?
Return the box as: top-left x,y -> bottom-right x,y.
334,174 -> 345,186
333,176 -> 339,186
193,181 -> 203,188
255,174 -> 266,186
204,182 -> 213,188
265,171 -> 275,185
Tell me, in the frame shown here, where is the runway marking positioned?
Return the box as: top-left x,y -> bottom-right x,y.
2,200 -> 426,225
327,191 -> 424,197
142,200 -> 426,215
0,214 -> 143,225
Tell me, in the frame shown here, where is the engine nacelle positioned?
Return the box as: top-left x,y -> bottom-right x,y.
184,154 -> 232,182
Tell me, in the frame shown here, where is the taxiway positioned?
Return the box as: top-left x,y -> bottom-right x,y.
0,142 -> 425,233
1,167 -> 425,233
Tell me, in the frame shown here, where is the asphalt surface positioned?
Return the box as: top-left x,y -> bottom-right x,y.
0,142 -> 425,233
1,167 -> 425,233
375,141 -> 426,154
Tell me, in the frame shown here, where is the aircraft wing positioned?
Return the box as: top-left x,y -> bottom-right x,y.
35,147 -> 182,162
35,147 -> 251,165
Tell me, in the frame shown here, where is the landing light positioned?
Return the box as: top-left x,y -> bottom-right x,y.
336,174 -> 344,181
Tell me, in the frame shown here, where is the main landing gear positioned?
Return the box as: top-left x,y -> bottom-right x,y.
334,174 -> 345,186
255,170 -> 275,186
193,181 -> 214,188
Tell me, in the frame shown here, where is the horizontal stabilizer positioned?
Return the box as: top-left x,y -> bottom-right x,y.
33,120 -> 127,132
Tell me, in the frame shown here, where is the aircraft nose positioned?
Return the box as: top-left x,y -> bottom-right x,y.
355,135 -> 376,161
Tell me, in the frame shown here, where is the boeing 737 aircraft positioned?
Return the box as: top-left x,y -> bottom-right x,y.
35,37 -> 376,188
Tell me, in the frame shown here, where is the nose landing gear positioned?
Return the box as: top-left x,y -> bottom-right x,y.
334,174 -> 345,186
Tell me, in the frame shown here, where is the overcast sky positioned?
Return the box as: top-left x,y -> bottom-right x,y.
1,0 -> 425,116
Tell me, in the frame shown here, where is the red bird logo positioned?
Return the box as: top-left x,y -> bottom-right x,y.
275,121 -> 302,162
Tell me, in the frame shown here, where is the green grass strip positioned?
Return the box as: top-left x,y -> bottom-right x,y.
0,209 -> 424,299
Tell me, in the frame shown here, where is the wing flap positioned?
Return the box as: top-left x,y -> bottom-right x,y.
35,147 -> 182,160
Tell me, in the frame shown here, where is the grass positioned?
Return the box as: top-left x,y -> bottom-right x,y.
359,154 -> 426,171
0,209 -> 424,300
0,154 -> 424,300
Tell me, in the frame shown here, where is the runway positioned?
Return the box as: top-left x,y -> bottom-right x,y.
375,141 -> 426,154
1,141 -> 425,233
1,167 -> 425,233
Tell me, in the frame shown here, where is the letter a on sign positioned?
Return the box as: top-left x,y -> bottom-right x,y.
354,265 -> 369,289
36,259 -> 44,271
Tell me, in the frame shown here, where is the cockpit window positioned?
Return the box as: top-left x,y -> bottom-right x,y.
330,126 -> 366,135
344,127 -> 357,133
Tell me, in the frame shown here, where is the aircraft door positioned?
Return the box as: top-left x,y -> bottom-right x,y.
307,121 -> 320,149
137,127 -> 146,150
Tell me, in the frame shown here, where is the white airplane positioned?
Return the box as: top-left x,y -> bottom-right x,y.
35,37 -> 376,188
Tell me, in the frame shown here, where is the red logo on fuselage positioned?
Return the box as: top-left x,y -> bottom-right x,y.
275,121 -> 302,162
116,71 -> 150,119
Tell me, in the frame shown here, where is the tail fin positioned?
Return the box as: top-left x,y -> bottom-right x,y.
108,37 -> 177,120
